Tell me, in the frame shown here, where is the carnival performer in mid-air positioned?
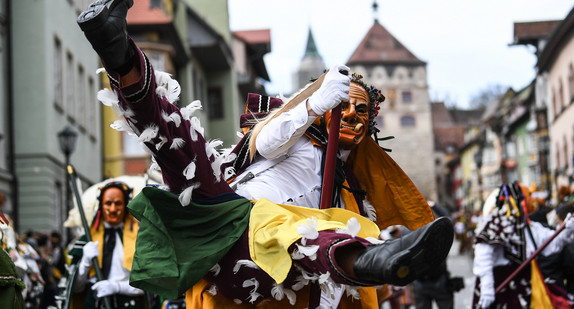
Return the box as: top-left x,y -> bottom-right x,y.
76,0 -> 454,307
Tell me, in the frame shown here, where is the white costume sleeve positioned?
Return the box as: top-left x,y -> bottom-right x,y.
473,243 -> 495,278
255,100 -> 317,159
528,220 -> 574,257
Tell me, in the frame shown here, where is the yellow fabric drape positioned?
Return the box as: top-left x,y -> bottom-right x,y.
349,137 -> 433,230
530,260 -> 553,308
248,198 -> 381,284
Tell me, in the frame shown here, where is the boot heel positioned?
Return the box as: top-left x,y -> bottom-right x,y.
77,0 -> 134,32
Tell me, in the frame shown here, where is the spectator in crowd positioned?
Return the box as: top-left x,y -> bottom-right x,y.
69,181 -> 146,308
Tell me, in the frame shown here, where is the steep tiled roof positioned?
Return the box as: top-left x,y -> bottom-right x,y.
127,0 -> 171,25
434,126 -> 465,150
431,102 -> 454,127
512,20 -> 561,45
234,29 -> 271,44
347,21 -> 424,65
431,102 -> 467,151
450,109 -> 483,126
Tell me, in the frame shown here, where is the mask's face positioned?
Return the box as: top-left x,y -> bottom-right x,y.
325,82 -> 370,149
101,187 -> 126,226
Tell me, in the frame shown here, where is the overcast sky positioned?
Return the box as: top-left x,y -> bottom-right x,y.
228,0 -> 573,109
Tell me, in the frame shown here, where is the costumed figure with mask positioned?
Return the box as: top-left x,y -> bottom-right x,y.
76,0 -> 454,308
472,182 -> 574,308
68,181 -> 145,309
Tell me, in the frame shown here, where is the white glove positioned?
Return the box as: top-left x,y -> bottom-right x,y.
478,272 -> 495,308
92,280 -> 120,298
81,241 -> 99,268
308,64 -> 351,115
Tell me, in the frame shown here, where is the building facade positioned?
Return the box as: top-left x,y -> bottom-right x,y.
537,7 -> 574,191
347,21 -> 437,201
11,0 -> 103,236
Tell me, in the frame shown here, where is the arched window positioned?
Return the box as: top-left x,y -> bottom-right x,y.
563,136 -> 568,168
401,90 -> 412,103
559,79 -> 565,111
556,142 -> 561,169
552,87 -> 558,118
400,115 -> 416,127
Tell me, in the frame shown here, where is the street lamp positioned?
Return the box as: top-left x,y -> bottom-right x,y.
58,127 -> 77,166
58,127 -> 77,242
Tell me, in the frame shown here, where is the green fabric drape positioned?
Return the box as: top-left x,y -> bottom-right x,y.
128,187 -> 252,299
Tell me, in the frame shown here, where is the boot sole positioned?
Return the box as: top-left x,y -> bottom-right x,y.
384,217 -> 453,286
77,0 -> 134,32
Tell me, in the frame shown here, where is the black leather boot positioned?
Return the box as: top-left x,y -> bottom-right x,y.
77,0 -> 135,73
353,216 -> 454,286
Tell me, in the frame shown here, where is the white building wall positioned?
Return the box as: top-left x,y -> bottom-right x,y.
547,38 -> 574,187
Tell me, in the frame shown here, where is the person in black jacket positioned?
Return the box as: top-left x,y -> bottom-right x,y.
412,202 -> 458,309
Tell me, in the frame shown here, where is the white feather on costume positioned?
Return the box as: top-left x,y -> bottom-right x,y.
345,286 -> 361,300
110,119 -> 135,135
242,278 -> 262,304
121,106 -> 136,119
183,161 -> 196,180
209,264 -> 221,276
206,140 -> 223,159
155,135 -> 168,151
219,145 -> 235,158
296,217 -> 319,245
181,100 -> 202,120
291,275 -> 309,291
149,157 -> 160,172
189,126 -> 198,142
271,284 -> 297,305
169,112 -> 182,127
283,288 -> 297,305
178,183 -> 199,206
138,125 -> 158,143
271,284 -> 285,302
165,79 -> 181,103
161,110 -> 171,123
291,247 -> 305,260
336,217 -> 361,237
156,85 -> 168,99
294,243 -> 319,261
97,88 -> 118,107
233,260 -> 260,274
362,199 -> 377,222
318,272 -> 331,284
211,156 -> 224,183
154,71 -> 181,104
110,100 -> 134,119
223,167 -> 236,181
207,285 -> 217,296
170,138 -> 185,150
190,117 -> 204,136
126,120 -> 141,136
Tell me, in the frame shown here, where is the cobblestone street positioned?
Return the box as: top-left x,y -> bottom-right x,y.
449,239 -> 475,309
